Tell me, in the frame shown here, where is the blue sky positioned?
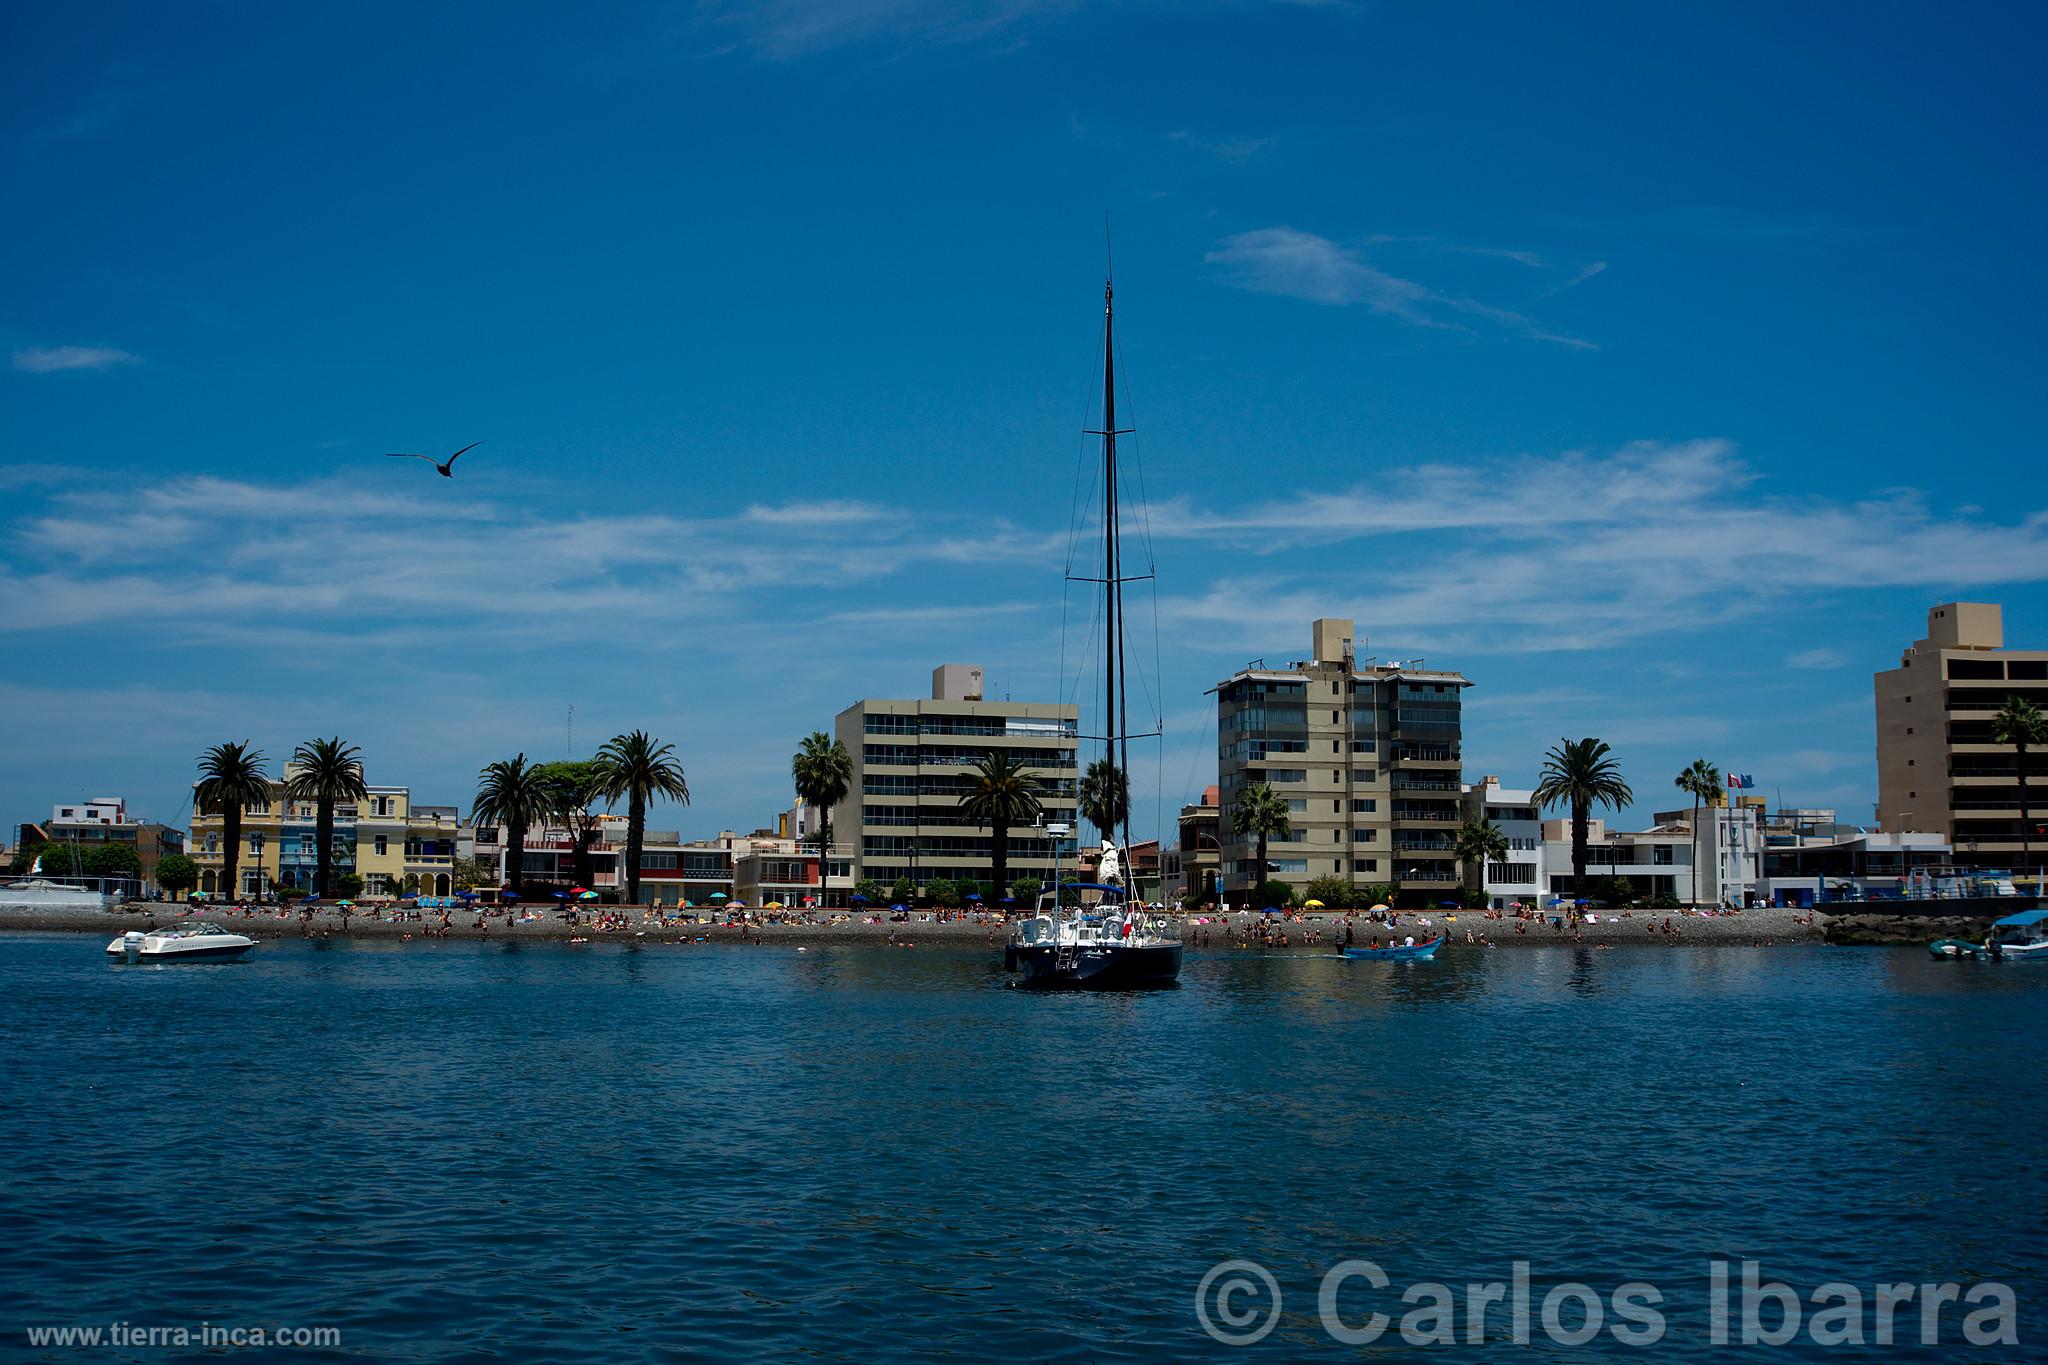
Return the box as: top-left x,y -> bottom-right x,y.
6,2 -> 2048,841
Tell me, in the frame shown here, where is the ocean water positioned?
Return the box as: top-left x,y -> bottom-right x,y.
2,935 -> 2043,1361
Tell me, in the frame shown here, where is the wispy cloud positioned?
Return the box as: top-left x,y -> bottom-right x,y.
1165,129 -> 1275,163
1150,440 -> 2048,654
696,0 -> 1073,59
1786,647 -> 1848,670
1205,227 -> 1596,348
12,345 -> 142,374
36,90 -> 127,140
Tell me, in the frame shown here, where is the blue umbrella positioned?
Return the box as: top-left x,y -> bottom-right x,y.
501,890 -> 519,904
966,893 -> 982,901
552,890 -> 570,900
457,890 -> 477,901
849,893 -> 868,903
890,903 -> 906,912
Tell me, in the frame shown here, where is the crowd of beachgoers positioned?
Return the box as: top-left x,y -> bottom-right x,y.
0,894 -> 1824,949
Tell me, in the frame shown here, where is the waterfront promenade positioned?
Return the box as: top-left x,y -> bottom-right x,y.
5,901 -> 1822,947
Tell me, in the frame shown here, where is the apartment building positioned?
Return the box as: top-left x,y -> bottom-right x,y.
1462,777 -> 1546,910
1161,786 -> 1222,905
192,771 -> 461,898
831,663 -> 1080,897
1212,618 -> 1471,897
1876,602 -> 2048,878
19,797 -> 185,891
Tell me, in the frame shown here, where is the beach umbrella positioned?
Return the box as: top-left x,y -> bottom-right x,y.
765,901 -> 784,909
1262,906 -> 1278,915
1000,896 -> 1017,906
849,893 -> 867,903
709,891 -> 729,901
457,890 -> 477,900
1303,898 -> 1325,908
570,886 -> 590,895
966,893 -> 982,901
729,900 -> 747,908
890,903 -> 906,912
1369,903 -> 1390,913
552,890 -> 570,900
578,890 -> 599,901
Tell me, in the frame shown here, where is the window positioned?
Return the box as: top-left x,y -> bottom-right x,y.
1351,770 -> 1375,782
641,852 -> 678,870
1352,799 -> 1376,813
1331,741 -> 1339,753
248,834 -> 263,855
1331,771 -> 1341,783
1333,800 -> 1342,813
1285,799 -> 1308,813
1352,829 -> 1376,842
374,836 -> 388,856
1352,859 -> 1378,873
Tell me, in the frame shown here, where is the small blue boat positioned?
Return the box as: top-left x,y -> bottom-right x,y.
1343,935 -> 1444,962
1928,937 -> 1986,960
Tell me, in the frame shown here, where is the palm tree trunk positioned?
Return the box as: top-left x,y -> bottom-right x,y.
817,817 -> 833,907
1256,832 -> 1268,894
1690,791 -> 1701,909
224,806 -> 242,900
316,799 -> 334,899
627,792 -> 645,905
506,816 -> 526,896
1572,799 -> 1589,895
992,820 -> 1008,902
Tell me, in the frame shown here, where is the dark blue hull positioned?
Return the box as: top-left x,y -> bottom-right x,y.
1006,941 -> 1182,989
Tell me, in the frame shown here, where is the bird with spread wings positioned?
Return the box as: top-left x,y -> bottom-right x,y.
385,440 -> 481,478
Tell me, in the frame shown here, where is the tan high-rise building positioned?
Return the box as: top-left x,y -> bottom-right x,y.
1212,618 -> 1472,898
1876,602 -> 2048,876
832,664 -> 1080,896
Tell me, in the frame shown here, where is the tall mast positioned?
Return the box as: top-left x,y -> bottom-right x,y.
1100,280 -> 1133,854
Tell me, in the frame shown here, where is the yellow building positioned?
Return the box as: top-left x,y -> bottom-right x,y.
188,779 -> 285,898
190,770 -> 465,899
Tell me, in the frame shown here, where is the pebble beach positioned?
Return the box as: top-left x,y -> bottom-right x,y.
4,901 -> 1826,948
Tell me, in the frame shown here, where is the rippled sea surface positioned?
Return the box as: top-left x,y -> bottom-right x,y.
3,935 -> 2044,1361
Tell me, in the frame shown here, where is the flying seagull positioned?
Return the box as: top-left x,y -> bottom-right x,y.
385,440 -> 482,478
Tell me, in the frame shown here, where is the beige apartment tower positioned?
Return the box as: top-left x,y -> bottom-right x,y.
1212,618 -> 1472,898
832,664 -> 1080,896
1876,602 -> 2048,878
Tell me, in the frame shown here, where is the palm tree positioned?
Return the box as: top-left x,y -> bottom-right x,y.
194,742 -> 270,901
958,751 -> 1044,904
285,737 -> 368,899
791,732 -> 853,907
535,760 -> 608,891
597,730 -> 689,906
472,754 -> 552,898
1673,757 -> 1719,907
1232,782 -> 1292,898
1992,696 -> 2048,875
1533,737 -> 1634,897
1079,758 -> 1129,846
1453,817 -> 1510,902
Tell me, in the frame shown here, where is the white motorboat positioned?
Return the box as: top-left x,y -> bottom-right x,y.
106,922 -> 258,962
1987,909 -> 2048,962
3,877 -> 116,911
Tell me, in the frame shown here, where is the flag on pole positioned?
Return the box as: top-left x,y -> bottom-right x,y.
1724,772 -> 1755,790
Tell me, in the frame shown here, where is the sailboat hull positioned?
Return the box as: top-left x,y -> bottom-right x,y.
1008,941 -> 1182,989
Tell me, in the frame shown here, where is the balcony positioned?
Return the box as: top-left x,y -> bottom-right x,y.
1397,870 -> 1461,884
1395,838 -> 1456,852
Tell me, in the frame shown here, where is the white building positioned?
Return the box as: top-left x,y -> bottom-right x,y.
1462,776 -> 1548,910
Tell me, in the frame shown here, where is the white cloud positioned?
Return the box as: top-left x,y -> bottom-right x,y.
699,0 -> 1072,59
1151,440 -> 2048,654
12,345 -> 141,374
1205,227 -> 1595,348
1786,647 -> 1848,670
1165,129 -> 1275,163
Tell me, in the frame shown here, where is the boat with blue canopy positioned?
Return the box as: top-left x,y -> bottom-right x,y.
1986,908 -> 2048,962
1342,935 -> 1444,962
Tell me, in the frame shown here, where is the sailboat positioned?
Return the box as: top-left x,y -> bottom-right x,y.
1005,278 -> 1184,989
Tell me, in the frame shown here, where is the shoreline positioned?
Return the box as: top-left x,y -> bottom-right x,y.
2,903 -> 1826,948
